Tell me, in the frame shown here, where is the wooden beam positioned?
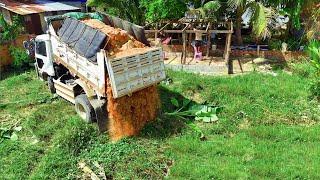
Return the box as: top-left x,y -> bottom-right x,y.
145,29 -> 233,34
182,23 -> 191,32
158,23 -> 170,33
205,22 -> 210,32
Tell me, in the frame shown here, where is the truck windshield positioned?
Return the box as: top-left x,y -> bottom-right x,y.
36,41 -> 47,57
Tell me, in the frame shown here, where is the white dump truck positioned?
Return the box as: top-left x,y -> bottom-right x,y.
24,13 -> 166,132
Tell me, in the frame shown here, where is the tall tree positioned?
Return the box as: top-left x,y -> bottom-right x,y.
264,0 -> 318,38
228,0 -> 276,45
87,0 -> 145,25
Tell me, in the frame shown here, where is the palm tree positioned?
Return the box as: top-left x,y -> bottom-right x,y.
228,0 -> 276,45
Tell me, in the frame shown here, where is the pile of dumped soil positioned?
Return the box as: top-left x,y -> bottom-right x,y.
81,19 -> 146,56
106,78 -> 160,141
83,18 -> 160,141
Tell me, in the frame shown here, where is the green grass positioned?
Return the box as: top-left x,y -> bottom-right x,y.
0,62 -> 319,179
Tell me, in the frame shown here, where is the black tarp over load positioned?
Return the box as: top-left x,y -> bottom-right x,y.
57,17 -> 107,62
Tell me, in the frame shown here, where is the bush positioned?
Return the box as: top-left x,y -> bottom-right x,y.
310,80 -> 320,100
268,39 -> 282,50
307,40 -> 320,99
290,61 -> 316,78
0,14 -> 23,43
9,46 -> 31,69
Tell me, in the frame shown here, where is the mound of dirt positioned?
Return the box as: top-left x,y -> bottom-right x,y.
81,19 -> 146,56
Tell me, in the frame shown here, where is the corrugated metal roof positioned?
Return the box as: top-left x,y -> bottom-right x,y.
0,0 -> 80,15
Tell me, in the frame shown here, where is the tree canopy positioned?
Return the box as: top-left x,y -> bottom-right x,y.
141,0 -> 188,23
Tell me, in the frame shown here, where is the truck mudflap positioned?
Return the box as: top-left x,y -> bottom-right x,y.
106,48 -> 166,99
90,99 -> 108,132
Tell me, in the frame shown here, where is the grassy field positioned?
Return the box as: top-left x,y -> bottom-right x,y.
1,62 -> 320,179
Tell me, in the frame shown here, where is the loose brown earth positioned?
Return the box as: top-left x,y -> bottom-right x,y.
106,78 -> 160,141
81,19 -> 147,57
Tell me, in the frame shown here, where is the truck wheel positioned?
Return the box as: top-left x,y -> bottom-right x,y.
75,94 -> 95,123
47,76 -> 56,94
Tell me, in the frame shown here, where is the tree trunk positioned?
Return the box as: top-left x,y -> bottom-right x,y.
235,8 -> 243,46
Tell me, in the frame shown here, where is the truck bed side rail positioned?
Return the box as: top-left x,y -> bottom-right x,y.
106,48 -> 166,98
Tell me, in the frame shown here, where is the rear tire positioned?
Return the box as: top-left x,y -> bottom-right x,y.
47,76 -> 56,94
75,94 -> 95,123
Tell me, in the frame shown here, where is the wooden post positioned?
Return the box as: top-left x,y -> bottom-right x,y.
181,23 -> 190,64
206,22 -> 211,57
155,30 -> 158,40
225,33 -> 232,74
206,33 -> 211,57
155,23 -> 158,40
188,32 -> 192,48
182,32 -> 187,64
223,34 -> 228,58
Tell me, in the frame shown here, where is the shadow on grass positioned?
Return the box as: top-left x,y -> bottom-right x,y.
140,85 -> 196,139
0,66 -> 34,81
254,57 -> 288,71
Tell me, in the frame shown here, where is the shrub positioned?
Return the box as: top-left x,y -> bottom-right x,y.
290,61 -> 316,78
268,39 -> 282,50
307,40 -> 320,99
9,46 -> 31,69
0,14 -> 23,43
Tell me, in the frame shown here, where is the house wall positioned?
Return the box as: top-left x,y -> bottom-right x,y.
0,34 -> 32,70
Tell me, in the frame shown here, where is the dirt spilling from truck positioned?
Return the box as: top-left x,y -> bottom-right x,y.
83,18 -> 161,141
106,78 -> 160,141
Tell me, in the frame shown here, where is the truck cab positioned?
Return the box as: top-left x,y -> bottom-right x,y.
34,34 -> 55,79
28,33 -> 108,131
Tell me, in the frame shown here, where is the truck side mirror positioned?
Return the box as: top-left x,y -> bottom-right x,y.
23,41 -> 29,49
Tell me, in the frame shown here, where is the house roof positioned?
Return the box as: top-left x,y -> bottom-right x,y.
0,0 -> 80,15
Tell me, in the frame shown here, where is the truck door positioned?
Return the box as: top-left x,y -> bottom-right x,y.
35,40 -> 55,77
